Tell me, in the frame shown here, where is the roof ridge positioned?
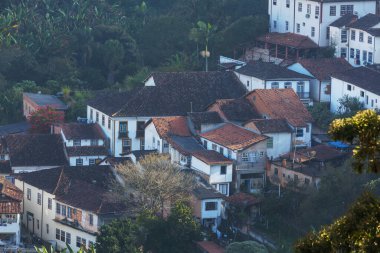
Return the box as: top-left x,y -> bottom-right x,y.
53,167 -> 66,195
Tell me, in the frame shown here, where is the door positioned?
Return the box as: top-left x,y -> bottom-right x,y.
27,212 -> 34,234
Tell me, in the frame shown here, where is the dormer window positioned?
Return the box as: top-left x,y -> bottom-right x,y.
73,139 -> 81,146
271,82 -> 279,89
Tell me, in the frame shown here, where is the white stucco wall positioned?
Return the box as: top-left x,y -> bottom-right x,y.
266,132 -> 292,159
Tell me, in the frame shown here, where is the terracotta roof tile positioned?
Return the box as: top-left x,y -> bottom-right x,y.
23,93 -> 68,110
225,192 -> 261,206
257,33 -> 319,49
58,123 -> 106,140
208,98 -> 260,122
297,58 -> 352,81
245,89 -> 313,127
152,117 -> 192,139
330,14 -> 358,28
200,123 -> 267,151
244,119 -> 292,133
192,150 -> 233,165
66,146 -> 109,157
0,177 -> 23,202
188,112 -> 224,130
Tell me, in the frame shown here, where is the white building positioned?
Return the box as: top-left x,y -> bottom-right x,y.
15,166 -> 127,252
330,13 -> 380,66
330,66 -> 380,112
53,123 -> 109,166
288,58 -> 352,102
0,177 -> 22,246
269,0 -> 376,46
87,72 -> 246,157
244,119 -> 293,160
234,61 -> 312,104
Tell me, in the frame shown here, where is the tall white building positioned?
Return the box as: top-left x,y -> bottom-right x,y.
268,0 -> 376,46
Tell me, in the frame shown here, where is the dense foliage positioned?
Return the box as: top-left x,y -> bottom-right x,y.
29,107 -> 64,133
0,0 -> 268,124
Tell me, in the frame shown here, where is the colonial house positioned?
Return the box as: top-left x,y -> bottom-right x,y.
0,177 -> 23,246
87,72 -> 247,157
245,89 -> 314,148
330,13 -> 380,66
191,150 -> 233,196
330,66 -> 380,112
268,0 -> 376,46
168,136 -> 205,167
3,134 -> 67,174
191,182 -> 225,232
244,119 -> 293,160
234,61 -> 312,104
199,123 -> 268,193
23,92 -> 68,119
15,166 -> 128,252
187,112 -> 224,135
268,145 -> 347,189
288,58 -> 352,102
206,98 -> 260,125
53,123 -> 109,166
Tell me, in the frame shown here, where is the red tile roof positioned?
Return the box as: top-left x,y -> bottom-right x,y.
196,241 -> 225,253
152,116 -> 192,139
225,192 -> 261,206
257,32 -> 319,49
200,123 -> 267,151
245,89 -> 313,127
297,58 -> 352,81
192,150 -> 233,165
0,177 -> 23,213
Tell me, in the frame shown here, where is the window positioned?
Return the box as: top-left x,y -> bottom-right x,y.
66,233 -> 71,245
340,48 -> 347,58
296,23 -> 300,33
326,27 -> 330,39
76,158 -> 83,166
89,214 -> 93,226
219,147 -> 224,154
273,20 -> 277,29
37,219 -> 40,230
108,118 -> 111,129
368,36 -> 373,44
330,6 -> 336,16
219,184 -> 228,195
48,198 -> 52,210
205,202 -> 217,211
340,5 -> 353,16
46,224 -> 49,234
285,21 -> 289,31
350,48 -> 354,59
306,125 -> 310,133
221,166 -> 226,175
37,193 -> 41,205
359,32 -> 364,42
347,84 -> 352,91
180,155 -> 187,164
242,153 -> 249,162
27,188 -> 31,200
271,82 -> 279,89
60,230 -> 65,241
307,4 -> 311,14
203,140 -> 208,148
275,167 -> 279,175
296,128 -> 303,137
366,95 -> 369,105
273,0 -> 277,5
341,30 -> 347,43
259,151 -> 265,158
298,3 -> 302,12
284,82 -> 292,89
67,207 -> 72,219
311,27 -> 315,37
212,144 -> 217,151
91,139 -> 98,146
96,112 -> 99,122
73,139 -> 81,146
122,139 -> 131,153
89,159 -> 96,166
286,0 -> 290,8
61,205 -> 66,216
90,109 -> 93,121
76,237 -> 86,248
56,203 -> 61,214
246,80 -> 250,87
315,6 -> 320,16
227,150 -> 232,159
141,139 -> 145,150
368,52 -> 373,63
371,99 -> 374,107
119,122 -> 128,133
363,50 -> 367,62
0,155 -> 4,160
56,229 -> 60,240
360,91 -> 365,97
267,137 -> 274,148
101,115 -> 105,126
351,30 -> 356,40
356,49 -> 360,62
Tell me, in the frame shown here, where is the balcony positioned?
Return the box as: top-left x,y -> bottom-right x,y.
118,131 -> 129,139
296,92 -> 310,99
136,130 -> 145,138
235,163 -> 265,173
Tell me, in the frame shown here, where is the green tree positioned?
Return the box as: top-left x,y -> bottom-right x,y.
96,219 -> 141,253
337,95 -> 365,117
307,102 -> 335,130
295,192 -> 380,253
329,109 -> 380,173
189,21 -> 215,71
226,241 -> 269,253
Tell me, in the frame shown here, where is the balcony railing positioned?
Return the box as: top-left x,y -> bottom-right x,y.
297,92 -> 310,99
136,130 -> 145,138
118,131 -> 129,139
235,163 -> 265,173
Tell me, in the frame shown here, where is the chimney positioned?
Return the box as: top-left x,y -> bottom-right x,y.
282,159 -> 287,168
